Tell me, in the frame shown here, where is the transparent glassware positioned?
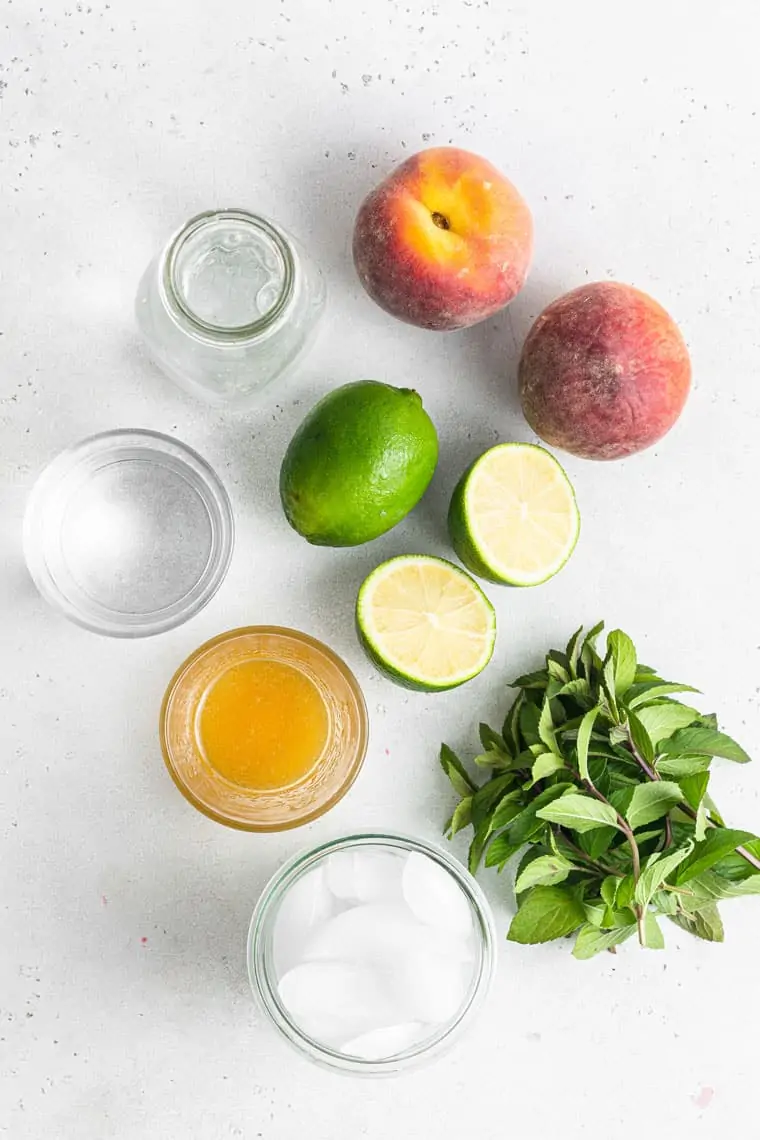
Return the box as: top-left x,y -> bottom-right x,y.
23,429 -> 234,638
248,833 -> 496,1076
135,208 -> 325,407
160,627 -> 368,830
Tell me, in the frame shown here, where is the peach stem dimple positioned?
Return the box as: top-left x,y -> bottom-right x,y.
431,211 -> 450,230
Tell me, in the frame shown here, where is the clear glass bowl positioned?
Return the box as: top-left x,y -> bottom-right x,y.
248,833 -> 496,1076
135,208 -> 326,407
160,627 -> 368,831
23,429 -> 234,638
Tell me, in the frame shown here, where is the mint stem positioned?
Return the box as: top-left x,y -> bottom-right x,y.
583,777 -> 645,944
555,828 -> 623,878
624,730 -> 760,874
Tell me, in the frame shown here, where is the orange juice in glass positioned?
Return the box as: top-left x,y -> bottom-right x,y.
160,627 -> 368,831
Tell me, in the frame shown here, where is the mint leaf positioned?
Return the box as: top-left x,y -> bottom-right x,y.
502,691 -> 524,753
660,727 -> 751,765
440,744 -> 476,797
479,723 -> 507,754
670,905 -> 724,942
628,711 -> 656,765
602,655 -> 619,720
576,706 -> 601,782
445,796 -> 472,837
471,773 -> 516,829
616,874 -> 635,910
547,655 -> 571,683
601,875 -> 619,908
489,789 -> 524,832
635,844 -> 694,908
538,697 -> 559,754
656,754 -> 712,778
507,886 -> 586,945
514,853 -> 576,893
529,752 -> 565,786
580,825 -> 618,859
678,772 -> 710,809
675,829 -> 758,884
573,921 -> 636,959
472,749 -> 512,771
505,783 -> 573,846
557,678 -> 592,702
510,669 -> 549,690
583,620 -> 605,647
609,787 -> 635,818
520,700 -> 542,746
566,625 -> 584,678
643,911 -> 665,950
719,874 -> 760,897
537,793 -> 620,834
653,888 -> 678,915
695,802 -> 709,842
625,781 -> 683,831
484,833 -> 521,871
626,681 -> 701,710
607,630 -> 637,698
686,870 -> 760,904
633,702 -> 700,746
468,822 -> 492,874
580,621 -> 605,673
514,846 -> 548,881
605,907 -> 639,929
584,901 -> 606,927
548,650 -> 571,672
713,838 -> 760,882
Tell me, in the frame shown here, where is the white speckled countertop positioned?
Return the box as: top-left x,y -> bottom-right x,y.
1,1 -> 759,1136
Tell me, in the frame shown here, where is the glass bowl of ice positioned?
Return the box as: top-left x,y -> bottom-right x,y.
247,832 -> 496,1075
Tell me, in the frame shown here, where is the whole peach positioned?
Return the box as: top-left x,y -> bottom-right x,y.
518,282 -> 691,460
352,147 -> 533,331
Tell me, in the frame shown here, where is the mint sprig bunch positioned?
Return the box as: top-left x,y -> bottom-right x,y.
441,623 -> 760,957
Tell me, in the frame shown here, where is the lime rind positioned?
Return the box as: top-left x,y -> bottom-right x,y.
448,443 -> 580,587
356,554 -> 496,692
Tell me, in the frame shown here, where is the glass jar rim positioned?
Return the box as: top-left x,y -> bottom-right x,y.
247,831 -> 497,1076
161,208 -> 296,342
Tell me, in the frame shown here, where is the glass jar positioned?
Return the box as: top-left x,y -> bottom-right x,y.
135,209 -> 325,407
248,833 -> 496,1075
160,627 -> 368,830
23,429 -> 234,638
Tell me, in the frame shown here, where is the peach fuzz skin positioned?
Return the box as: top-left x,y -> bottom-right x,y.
352,147 -> 533,331
519,282 -> 692,461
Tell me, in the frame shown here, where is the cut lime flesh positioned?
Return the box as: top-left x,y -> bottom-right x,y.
448,443 -> 580,587
356,554 -> 496,691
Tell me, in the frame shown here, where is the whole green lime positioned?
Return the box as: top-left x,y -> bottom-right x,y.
280,381 -> 439,546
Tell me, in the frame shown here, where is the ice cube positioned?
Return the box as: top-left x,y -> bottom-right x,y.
277,960 -> 395,1045
302,903 -> 472,968
391,949 -> 473,1025
401,851 -> 474,940
271,866 -> 334,977
339,1022 -> 429,1061
324,847 -> 403,904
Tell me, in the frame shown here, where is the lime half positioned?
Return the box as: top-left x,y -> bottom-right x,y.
356,554 -> 496,691
448,443 -> 580,587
